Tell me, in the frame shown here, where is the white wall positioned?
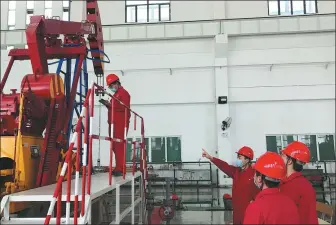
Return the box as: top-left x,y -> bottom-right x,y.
227,33 -> 335,158
1,1 -> 335,30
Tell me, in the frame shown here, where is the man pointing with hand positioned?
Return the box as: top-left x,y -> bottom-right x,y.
202,147 -> 259,224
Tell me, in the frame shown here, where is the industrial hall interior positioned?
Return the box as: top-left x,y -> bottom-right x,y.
0,0 -> 335,224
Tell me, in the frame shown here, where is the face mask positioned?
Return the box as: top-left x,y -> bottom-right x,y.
109,86 -> 116,93
235,159 -> 243,168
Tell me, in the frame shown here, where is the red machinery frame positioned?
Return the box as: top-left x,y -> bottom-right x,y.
0,0 -> 105,188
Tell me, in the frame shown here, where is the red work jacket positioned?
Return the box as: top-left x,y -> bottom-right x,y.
211,157 -> 260,224
243,188 -> 300,224
280,172 -> 319,224
107,86 -> 131,131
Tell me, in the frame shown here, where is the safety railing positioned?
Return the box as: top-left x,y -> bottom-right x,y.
44,81 -> 148,225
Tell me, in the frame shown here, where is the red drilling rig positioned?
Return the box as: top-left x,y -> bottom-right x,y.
0,0 -> 106,214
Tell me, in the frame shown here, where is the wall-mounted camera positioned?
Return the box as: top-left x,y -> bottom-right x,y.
221,117 -> 232,131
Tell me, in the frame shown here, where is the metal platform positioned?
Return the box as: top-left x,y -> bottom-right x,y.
1,171 -> 144,224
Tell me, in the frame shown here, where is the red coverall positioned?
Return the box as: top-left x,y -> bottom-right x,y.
108,86 -> 131,173
280,172 -> 319,224
243,188 -> 300,224
211,157 -> 260,224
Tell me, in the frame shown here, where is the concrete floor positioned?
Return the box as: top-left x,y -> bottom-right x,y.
169,211 -> 233,224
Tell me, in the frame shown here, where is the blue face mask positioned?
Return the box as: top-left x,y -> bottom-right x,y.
235,159 -> 243,167
109,86 -> 116,93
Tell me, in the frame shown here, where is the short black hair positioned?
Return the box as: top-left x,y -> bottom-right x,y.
114,80 -> 121,85
286,155 -> 303,172
256,171 -> 280,188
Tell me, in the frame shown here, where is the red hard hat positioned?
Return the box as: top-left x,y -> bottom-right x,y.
223,194 -> 232,199
106,73 -> 119,86
281,141 -> 310,163
171,193 -> 179,201
255,152 -> 286,181
236,146 -> 254,160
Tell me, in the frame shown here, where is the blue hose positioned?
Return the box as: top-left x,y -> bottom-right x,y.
86,49 -> 111,63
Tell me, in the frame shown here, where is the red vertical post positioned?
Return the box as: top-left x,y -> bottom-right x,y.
74,117 -> 82,224
44,94 -> 88,225
87,84 -> 95,194
109,98 -> 114,185
44,126 -> 81,225
56,188 -> 61,224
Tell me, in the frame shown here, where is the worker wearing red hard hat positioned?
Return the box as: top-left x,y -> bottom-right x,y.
104,73 -> 131,176
243,152 -> 300,224
202,146 -> 260,224
279,141 -> 319,224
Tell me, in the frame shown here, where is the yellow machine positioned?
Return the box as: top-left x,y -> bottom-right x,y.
0,136 -> 44,212
0,81 -> 76,214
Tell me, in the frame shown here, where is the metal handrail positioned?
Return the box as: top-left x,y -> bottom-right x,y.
43,82 -> 148,225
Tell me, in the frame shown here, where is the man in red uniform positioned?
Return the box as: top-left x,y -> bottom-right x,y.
280,141 -> 319,224
243,152 -> 300,224
102,73 -> 131,176
202,146 -> 260,224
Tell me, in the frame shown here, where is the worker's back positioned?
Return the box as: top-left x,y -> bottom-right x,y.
280,172 -> 318,224
243,188 -> 300,224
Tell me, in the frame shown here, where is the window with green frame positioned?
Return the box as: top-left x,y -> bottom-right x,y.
266,134 -> 336,162
126,136 -> 182,163
126,137 -> 149,162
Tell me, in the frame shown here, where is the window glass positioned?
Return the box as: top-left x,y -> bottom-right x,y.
148,4 -> 159,22
160,4 -> 169,21
280,0 -> 291,15
306,0 -> 316,13
63,11 -> 69,21
149,0 -> 170,3
45,8 -> 52,18
268,0 -> 279,15
45,1 -> 52,8
137,5 -> 147,23
8,11 -> 16,26
318,135 -> 336,161
8,1 -> 16,10
26,13 -> 33,25
63,0 -> 69,8
126,1 -> 147,5
127,6 -> 136,22
27,1 -> 34,10
292,0 -> 304,15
